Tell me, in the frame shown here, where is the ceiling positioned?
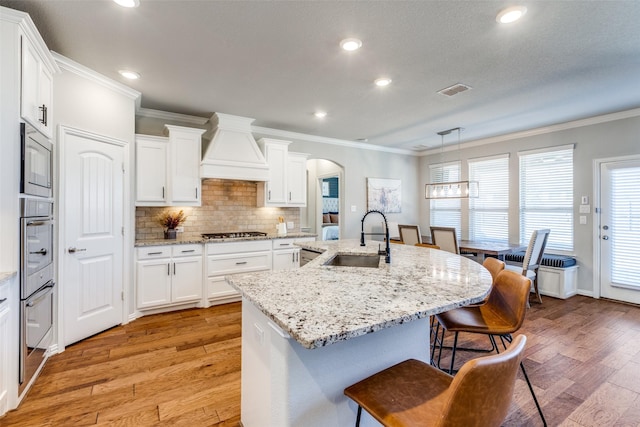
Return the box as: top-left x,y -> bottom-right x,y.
3,0 -> 640,151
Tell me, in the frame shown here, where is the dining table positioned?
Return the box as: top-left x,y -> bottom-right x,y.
458,240 -> 526,262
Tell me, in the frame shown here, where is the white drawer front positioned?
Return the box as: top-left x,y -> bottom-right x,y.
207,240 -> 272,255
207,276 -> 239,299
171,244 -> 203,257
208,251 -> 272,276
272,237 -> 316,250
136,246 -> 171,259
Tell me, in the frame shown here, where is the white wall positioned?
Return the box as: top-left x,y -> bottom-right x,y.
53,59 -> 139,317
419,112 -> 640,295
264,134 -> 421,239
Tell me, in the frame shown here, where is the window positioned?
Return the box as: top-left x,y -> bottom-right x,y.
469,154 -> 509,241
429,162 -> 461,238
519,145 -> 574,252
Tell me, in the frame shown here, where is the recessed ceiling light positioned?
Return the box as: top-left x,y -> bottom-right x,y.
114,0 -> 140,7
314,111 -> 327,119
340,38 -> 362,51
374,77 -> 392,87
119,70 -> 141,80
496,6 -> 527,24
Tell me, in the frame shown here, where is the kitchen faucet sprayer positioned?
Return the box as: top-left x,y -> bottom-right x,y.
360,209 -> 391,263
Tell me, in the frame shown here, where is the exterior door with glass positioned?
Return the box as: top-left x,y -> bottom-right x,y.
599,158 -> 640,304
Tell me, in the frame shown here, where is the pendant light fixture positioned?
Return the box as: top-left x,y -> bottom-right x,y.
425,127 -> 479,199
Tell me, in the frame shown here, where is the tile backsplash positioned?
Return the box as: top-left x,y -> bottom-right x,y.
135,179 -> 300,240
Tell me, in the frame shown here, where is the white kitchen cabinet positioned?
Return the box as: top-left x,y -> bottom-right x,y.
257,138 -> 308,207
165,125 -> 203,205
136,245 -> 203,310
135,125 -> 205,206
136,135 -> 169,204
272,237 -> 315,271
286,152 -> 308,206
0,279 -> 11,415
20,30 -> 55,138
206,240 -> 272,303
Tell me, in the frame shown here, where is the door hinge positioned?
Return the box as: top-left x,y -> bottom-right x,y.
121,291 -> 124,301
122,162 -> 125,173
122,226 -> 125,236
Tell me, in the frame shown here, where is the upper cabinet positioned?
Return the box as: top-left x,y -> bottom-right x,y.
20,28 -> 56,139
257,138 -> 308,207
135,125 -> 205,206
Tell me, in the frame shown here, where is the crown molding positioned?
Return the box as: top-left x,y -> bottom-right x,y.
251,125 -> 415,156
137,108 -> 209,126
52,52 -> 141,108
3,7 -> 60,73
418,108 -> 640,156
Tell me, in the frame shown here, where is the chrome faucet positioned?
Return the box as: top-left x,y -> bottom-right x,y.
360,209 -> 391,263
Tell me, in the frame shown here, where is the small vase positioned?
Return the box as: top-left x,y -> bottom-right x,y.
164,229 -> 177,240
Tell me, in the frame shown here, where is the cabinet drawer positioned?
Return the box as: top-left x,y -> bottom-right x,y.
207,251 -> 272,276
207,240 -> 272,255
171,244 -> 202,257
136,246 -> 171,259
272,237 -> 315,250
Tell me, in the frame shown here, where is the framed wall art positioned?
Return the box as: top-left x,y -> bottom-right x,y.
367,178 -> 401,213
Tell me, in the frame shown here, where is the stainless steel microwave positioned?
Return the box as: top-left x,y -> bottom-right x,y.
21,122 -> 52,198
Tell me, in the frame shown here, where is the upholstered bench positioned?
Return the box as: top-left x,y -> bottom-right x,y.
505,252 -> 578,299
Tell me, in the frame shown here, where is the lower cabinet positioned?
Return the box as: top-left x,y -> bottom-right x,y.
136,244 -> 203,310
206,240 -> 272,303
272,237 -> 316,271
0,279 -> 11,415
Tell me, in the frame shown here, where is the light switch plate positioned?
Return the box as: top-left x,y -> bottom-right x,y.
351,205 -> 357,212
580,215 -> 587,225
581,196 -> 589,205
579,205 -> 591,214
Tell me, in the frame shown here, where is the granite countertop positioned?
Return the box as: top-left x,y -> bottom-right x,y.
0,271 -> 17,285
135,232 -> 317,247
227,239 -> 492,349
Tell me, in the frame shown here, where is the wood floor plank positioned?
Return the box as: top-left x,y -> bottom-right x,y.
3,297 -> 640,426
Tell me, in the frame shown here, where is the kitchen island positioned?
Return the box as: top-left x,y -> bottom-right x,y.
228,239 -> 492,427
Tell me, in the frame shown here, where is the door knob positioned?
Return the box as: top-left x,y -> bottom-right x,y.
68,247 -> 87,253
602,236 -> 609,240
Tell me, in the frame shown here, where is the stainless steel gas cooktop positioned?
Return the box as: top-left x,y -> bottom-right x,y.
201,231 -> 267,239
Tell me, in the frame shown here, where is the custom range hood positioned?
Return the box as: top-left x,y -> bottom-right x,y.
200,113 -> 270,181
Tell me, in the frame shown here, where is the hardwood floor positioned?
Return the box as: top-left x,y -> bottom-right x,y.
2,296 -> 640,426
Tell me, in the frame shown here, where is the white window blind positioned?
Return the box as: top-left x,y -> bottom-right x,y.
469,155 -> 509,241
519,146 -> 574,251
429,162 -> 461,238
610,166 -> 640,286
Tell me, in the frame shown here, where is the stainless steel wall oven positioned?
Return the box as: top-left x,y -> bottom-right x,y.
19,198 -> 55,394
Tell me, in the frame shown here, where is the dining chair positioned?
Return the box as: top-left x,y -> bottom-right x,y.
429,226 -> 461,254
433,270 -> 546,425
505,228 -> 551,304
398,224 -> 422,245
384,221 -> 400,241
344,335 -> 528,427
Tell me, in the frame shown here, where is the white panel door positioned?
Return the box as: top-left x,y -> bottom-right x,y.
600,159 -> 640,304
63,130 -> 124,345
171,256 -> 202,303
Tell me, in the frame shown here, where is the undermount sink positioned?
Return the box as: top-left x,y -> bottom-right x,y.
324,253 -> 381,268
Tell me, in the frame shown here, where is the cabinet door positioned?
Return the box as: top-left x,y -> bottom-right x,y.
135,137 -> 168,205
37,64 -> 53,136
21,36 -> 41,132
136,259 -> 172,309
273,249 -> 299,271
264,142 -> 288,205
172,256 -> 203,303
0,290 -> 9,415
168,127 -> 202,206
287,153 -> 307,206
207,276 -> 239,300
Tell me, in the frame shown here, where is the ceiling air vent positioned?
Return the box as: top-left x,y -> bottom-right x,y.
437,83 -> 472,97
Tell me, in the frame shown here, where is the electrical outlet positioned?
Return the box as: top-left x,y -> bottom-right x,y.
351,205 -> 357,212
175,226 -> 184,233
287,221 -> 294,229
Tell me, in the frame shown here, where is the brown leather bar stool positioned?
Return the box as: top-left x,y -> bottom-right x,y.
344,335 -> 527,427
434,270 -> 547,426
